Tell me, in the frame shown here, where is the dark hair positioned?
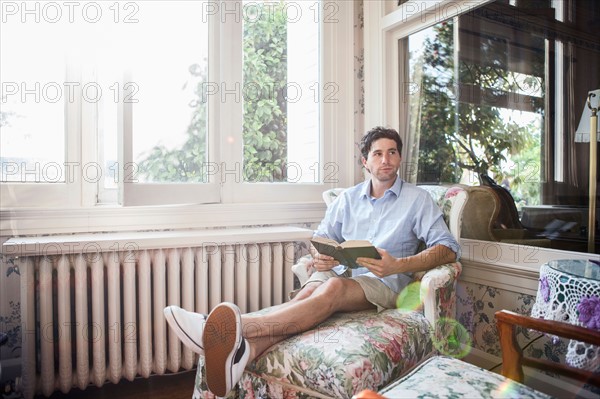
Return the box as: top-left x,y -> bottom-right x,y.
359,127 -> 403,159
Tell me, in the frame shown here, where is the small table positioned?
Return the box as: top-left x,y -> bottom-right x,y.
531,259 -> 600,371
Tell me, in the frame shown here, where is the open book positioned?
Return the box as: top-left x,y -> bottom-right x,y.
310,236 -> 381,269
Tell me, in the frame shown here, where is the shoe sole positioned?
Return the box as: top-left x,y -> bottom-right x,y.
204,303 -> 241,397
164,307 -> 205,354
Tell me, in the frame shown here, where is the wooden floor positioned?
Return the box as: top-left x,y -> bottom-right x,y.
35,370 -> 197,399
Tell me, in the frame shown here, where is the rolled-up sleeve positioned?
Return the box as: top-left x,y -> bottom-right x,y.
414,193 -> 461,260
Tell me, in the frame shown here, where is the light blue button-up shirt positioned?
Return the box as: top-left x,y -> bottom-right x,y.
314,177 -> 460,294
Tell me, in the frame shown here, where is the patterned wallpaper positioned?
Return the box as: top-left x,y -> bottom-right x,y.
457,280 -> 567,363
0,252 -> 22,396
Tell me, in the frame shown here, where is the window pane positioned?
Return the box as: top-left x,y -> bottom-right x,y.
1,20 -> 65,183
242,0 -> 320,183
129,2 -> 209,184
408,18 -> 544,203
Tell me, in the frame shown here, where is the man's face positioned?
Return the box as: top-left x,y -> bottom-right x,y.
362,138 -> 401,183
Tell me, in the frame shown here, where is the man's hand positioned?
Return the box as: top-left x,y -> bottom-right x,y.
356,248 -> 395,278
357,245 -> 456,277
309,245 -> 340,271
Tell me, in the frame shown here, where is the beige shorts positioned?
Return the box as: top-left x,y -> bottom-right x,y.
300,270 -> 398,312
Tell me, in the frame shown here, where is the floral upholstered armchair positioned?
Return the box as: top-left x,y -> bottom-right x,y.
192,185 -> 467,399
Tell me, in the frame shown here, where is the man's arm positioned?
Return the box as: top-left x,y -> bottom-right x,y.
357,244 -> 456,278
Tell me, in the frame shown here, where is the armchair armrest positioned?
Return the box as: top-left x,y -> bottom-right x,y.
291,254 -> 314,286
293,257 -> 462,328
417,262 -> 462,327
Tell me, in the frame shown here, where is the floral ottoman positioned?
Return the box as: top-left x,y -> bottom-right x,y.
377,356 -> 552,399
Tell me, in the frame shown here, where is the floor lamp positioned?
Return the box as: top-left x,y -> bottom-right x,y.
575,89 -> 599,253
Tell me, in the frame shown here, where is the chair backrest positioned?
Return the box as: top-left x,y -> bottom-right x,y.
461,186 -> 500,241
480,174 -> 525,229
496,310 -> 600,387
322,188 -> 346,206
461,186 -> 552,247
418,185 -> 468,240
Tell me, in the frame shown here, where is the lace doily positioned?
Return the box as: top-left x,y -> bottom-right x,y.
531,261 -> 600,371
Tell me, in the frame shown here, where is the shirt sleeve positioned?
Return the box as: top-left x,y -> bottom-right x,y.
414,192 -> 461,260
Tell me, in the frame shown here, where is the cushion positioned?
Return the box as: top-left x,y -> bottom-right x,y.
194,309 -> 434,399
247,309 -> 432,398
379,356 -> 552,399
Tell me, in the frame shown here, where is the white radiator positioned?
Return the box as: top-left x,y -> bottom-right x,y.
8,228 -> 308,398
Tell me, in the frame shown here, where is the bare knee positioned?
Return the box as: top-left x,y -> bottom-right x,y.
321,277 -> 346,295
291,278 -> 343,304
313,278 -> 348,309
290,282 -> 320,302
316,278 -> 373,313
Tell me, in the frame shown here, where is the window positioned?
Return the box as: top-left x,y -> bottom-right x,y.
397,0 -> 599,254
405,14 -> 544,203
1,0 -> 353,211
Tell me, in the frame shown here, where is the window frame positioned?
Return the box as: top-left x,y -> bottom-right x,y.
120,0 -> 355,206
0,0 -> 356,235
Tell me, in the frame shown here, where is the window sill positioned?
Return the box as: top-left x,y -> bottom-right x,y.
0,202 -> 326,237
2,225 -> 314,257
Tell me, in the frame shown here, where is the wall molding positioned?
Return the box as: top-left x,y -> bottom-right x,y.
459,238 -> 600,295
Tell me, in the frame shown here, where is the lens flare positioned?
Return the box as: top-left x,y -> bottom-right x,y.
396,281 -> 423,312
491,379 -> 523,398
431,317 -> 472,359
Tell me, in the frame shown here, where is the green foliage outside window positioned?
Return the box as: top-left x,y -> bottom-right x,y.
242,1 -> 288,182
137,63 -> 208,183
137,1 -> 289,183
414,20 -> 543,207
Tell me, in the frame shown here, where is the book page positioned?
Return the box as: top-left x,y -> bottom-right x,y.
340,240 -> 374,249
310,236 -> 341,247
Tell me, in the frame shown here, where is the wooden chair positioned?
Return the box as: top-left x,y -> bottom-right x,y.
496,309 -> 600,387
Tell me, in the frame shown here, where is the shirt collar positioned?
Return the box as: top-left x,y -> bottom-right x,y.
360,176 -> 403,199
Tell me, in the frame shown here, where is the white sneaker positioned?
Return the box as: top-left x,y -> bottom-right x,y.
164,305 -> 207,355
204,302 -> 250,397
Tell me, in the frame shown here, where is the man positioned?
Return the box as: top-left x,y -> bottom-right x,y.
164,126 -> 460,397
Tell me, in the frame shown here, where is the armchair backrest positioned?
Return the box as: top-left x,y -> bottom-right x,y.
418,185 -> 468,240
323,185 -> 468,240
322,188 -> 345,206
461,186 -> 552,247
480,174 -> 524,229
460,186 -> 499,241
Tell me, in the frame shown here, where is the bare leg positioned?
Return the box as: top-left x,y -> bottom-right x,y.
241,277 -> 375,362
239,281 -> 320,321
290,281 -> 321,301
